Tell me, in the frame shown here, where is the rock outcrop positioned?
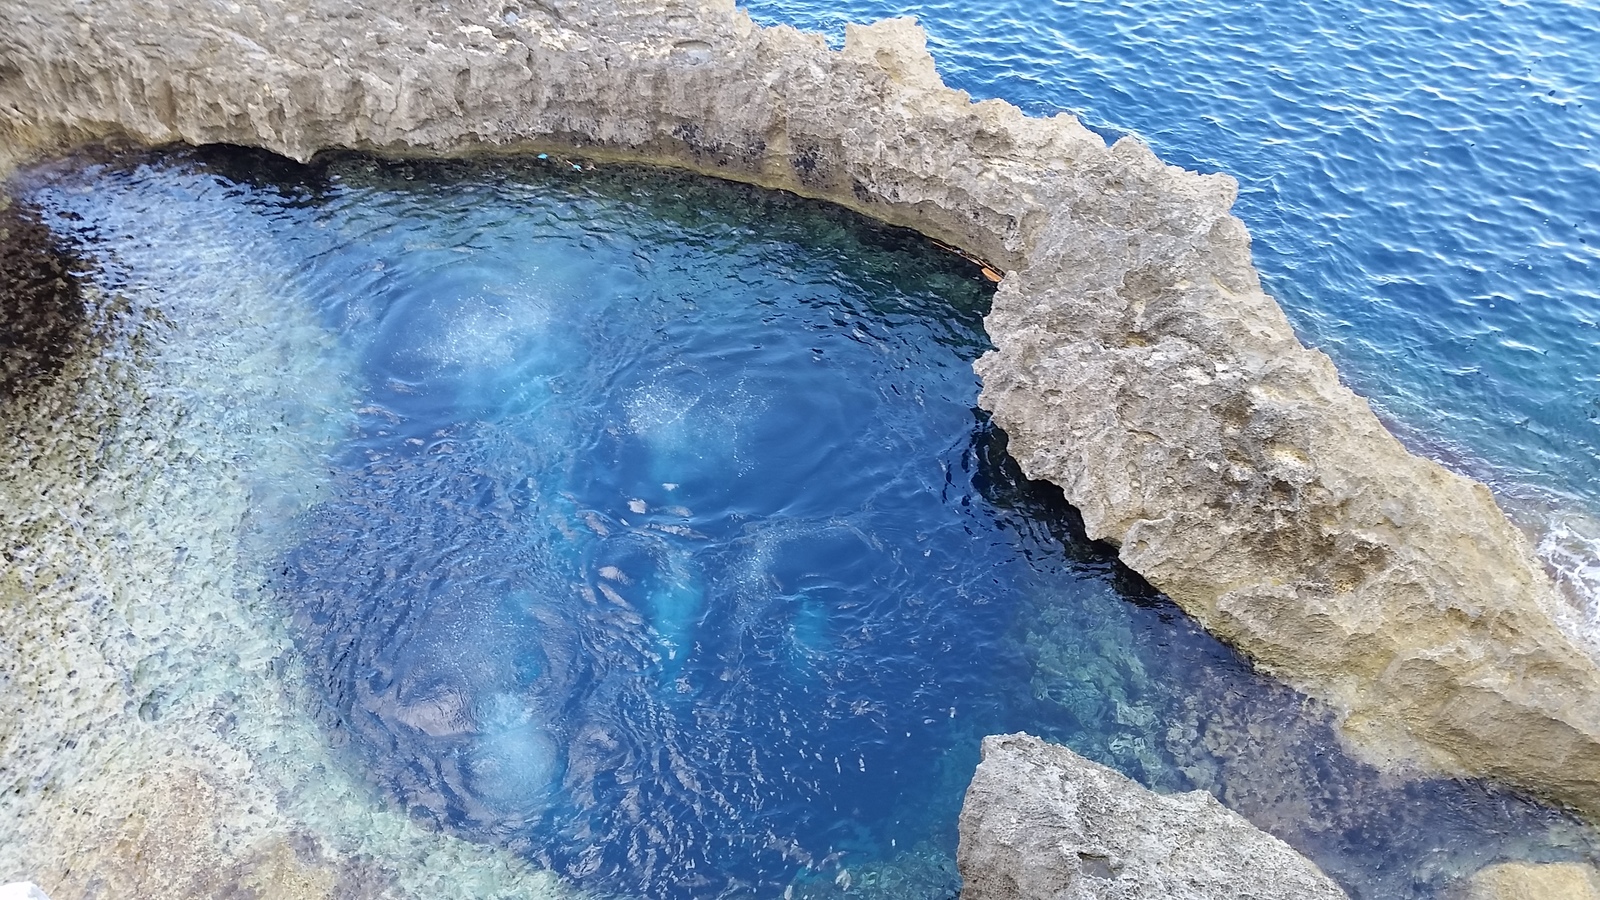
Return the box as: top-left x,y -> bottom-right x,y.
957,734 -> 1350,900
1,0 -> 1597,818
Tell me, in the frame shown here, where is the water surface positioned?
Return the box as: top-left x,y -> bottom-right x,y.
16,148 -> 1599,900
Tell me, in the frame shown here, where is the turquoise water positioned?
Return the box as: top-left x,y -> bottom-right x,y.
18,148 -> 1599,900
742,0 -> 1600,638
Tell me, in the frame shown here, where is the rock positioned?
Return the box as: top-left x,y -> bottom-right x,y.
1461,862 -> 1600,900
957,734 -> 1350,900
0,0 -> 1597,817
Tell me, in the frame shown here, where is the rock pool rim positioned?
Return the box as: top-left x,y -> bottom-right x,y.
1,0 -> 1597,822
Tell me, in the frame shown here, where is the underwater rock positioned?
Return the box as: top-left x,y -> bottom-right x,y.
0,197 -> 84,401
1,0 -> 1598,821
957,733 -> 1350,900
1460,862 -> 1600,900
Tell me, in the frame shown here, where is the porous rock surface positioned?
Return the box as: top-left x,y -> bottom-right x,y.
1,0 -> 1597,818
957,734 -> 1350,900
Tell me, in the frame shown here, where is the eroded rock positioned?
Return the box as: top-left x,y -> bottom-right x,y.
957,733 -> 1350,900
0,0 -> 1595,824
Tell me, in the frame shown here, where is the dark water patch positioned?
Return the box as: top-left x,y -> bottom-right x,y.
184,143 -> 334,200
19,148 -> 1600,900
0,196 -> 87,402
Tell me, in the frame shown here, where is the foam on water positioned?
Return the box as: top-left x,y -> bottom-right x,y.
738,0 -> 1600,657
7,148 -> 1600,900
1536,508 -> 1600,657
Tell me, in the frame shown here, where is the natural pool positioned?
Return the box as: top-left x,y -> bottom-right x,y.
6,147 -> 1598,899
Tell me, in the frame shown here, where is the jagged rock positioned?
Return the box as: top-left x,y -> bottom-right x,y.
1461,862 -> 1600,900
0,0 -> 1597,818
957,734 -> 1350,900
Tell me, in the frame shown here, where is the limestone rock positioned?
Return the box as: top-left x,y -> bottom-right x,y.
957,733 -> 1350,900
1,0 -> 1597,818
1462,862 -> 1600,900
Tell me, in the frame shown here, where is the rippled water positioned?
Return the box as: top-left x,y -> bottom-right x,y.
15,148 -> 1600,900
741,0 -> 1600,645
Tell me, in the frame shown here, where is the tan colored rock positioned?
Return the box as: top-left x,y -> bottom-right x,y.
957,734 -> 1350,900
1462,862 -> 1600,900
0,0 -> 1596,824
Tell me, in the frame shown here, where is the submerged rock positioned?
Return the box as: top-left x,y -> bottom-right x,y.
0,0 -> 1596,826
957,733 -> 1350,900
1460,862 -> 1600,900
0,197 -> 85,401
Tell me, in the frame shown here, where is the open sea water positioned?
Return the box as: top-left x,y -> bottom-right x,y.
740,0 -> 1600,645
16,146 -> 1600,900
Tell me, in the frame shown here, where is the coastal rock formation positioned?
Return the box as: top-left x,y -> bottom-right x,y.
957,734 -> 1350,900
1,0 -> 1596,822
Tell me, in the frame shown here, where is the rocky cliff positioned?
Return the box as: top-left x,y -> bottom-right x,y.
1,0 -> 1596,820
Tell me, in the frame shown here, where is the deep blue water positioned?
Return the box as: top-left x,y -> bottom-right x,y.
742,0 -> 1600,630
22,149 -> 1600,900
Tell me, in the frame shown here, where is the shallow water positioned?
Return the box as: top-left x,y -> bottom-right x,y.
1,148 -> 576,900
11,148 -> 1599,900
740,0 -> 1600,649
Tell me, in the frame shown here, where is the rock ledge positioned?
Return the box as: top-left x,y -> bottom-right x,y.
957,734 -> 1350,900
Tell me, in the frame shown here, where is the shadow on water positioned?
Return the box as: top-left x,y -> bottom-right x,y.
21,145 -> 1600,900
